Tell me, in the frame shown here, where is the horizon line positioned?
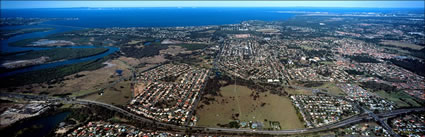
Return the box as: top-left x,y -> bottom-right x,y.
2,6 -> 425,9
2,1 -> 424,9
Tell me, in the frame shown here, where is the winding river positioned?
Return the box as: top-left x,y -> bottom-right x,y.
0,23 -> 119,77
4,111 -> 71,137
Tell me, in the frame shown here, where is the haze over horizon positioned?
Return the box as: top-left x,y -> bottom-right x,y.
1,1 -> 424,9
1,1 -> 425,137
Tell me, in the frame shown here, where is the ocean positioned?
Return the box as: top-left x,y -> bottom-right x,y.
1,8 -> 295,28
1,7 -> 424,28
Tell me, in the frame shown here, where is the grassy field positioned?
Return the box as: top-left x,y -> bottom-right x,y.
108,115 -> 129,123
176,44 -> 209,51
70,90 -> 97,97
60,60 -> 128,98
83,81 -> 132,106
1,57 -> 134,99
380,40 -> 424,50
196,85 -> 304,129
300,45 -> 313,50
194,55 -> 213,69
383,46 -> 411,54
285,87 -> 314,95
375,90 -> 421,107
319,61 -> 335,65
287,82 -> 345,96
315,82 -> 346,96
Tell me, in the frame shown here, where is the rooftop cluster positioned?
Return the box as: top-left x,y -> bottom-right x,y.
337,83 -> 395,111
348,63 -> 425,100
391,113 -> 425,137
290,95 -> 358,128
128,63 -> 209,125
67,121 -> 179,137
287,65 -> 354,82
340,123 -> 391,137
218,38 -> 286,83
333,39 -> 397,59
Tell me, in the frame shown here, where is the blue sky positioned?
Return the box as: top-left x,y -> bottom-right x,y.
1,1 -> 424,9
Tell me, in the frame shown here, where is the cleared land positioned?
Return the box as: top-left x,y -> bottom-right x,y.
5,58 -> 132,96
288,82 -> 345,96
196,85 -> 304,129
315,82 -> 346,96
380,40 -> 424,50
285,87 -> 313,95
83,81 -> 132,106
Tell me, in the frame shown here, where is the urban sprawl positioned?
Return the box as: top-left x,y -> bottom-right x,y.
1,10 -> 424,137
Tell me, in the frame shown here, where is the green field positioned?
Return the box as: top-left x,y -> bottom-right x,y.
319,61 -> 335,65
287,82 -> 345,96
286,87 -> 314,95
196,85 -> 304,129
315,82 -> 346,96
375,90 -> 421,107
70,89 -> 97,98
300,45 -> 313,50
380,41 -> 424,50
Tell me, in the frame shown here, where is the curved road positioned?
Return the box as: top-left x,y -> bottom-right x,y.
1,93 -> 424,135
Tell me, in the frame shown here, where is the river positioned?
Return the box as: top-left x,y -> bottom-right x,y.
0,8 -> 298,77
0,24 -> 119,78
4,111 -> 70,137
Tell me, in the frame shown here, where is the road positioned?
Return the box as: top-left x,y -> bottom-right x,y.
360,106 -> 400,137
292,85 -> 408,136
2,92 -> 424,135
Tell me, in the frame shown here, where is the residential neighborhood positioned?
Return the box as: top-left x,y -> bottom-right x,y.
128,64 -> 209,125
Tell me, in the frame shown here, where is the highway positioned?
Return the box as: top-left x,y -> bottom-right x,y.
293,85 -> 402,136
1,92 -> 424,135
360,106 -> 399,137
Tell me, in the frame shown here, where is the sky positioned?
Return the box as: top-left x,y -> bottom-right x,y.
1,1 -> 424,9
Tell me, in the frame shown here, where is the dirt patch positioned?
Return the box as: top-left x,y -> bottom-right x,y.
138,55 -> 167,64
116,56 -> 141,66
160,46 -> 191,56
